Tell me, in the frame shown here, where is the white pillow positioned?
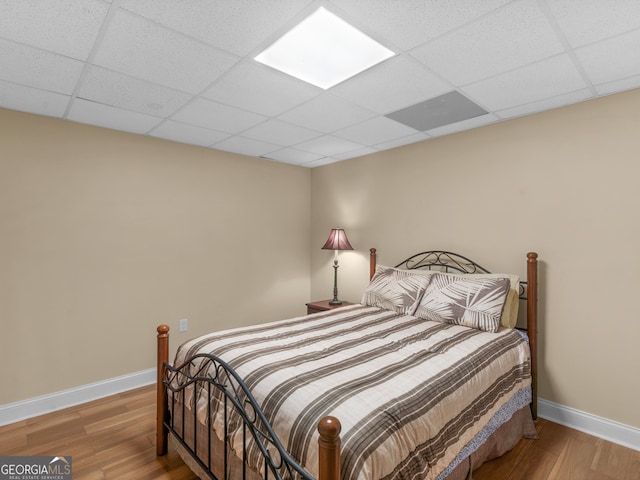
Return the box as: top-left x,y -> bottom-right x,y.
361,265 -> 431,315
380,267 -> 520,328
413,273 -> 510,333
434,271 -> 520,328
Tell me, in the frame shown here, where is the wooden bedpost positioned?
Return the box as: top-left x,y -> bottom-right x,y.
318,416 -> 341,480
526,252 -> 539,420
156,324 -> 170,456
370,247 -> 377,280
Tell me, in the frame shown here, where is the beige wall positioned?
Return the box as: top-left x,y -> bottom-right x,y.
311,88 -> 640,429
0,109 -> 311,405
3,88 -> 639,430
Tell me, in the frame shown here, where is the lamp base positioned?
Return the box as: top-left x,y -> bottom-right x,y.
329,259 -> 342,306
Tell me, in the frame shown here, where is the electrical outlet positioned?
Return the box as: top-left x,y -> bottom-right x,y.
179,318 -> 188,332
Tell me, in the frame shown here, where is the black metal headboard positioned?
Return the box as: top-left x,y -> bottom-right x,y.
394,250 -> 491,274
394,250 -> 528,299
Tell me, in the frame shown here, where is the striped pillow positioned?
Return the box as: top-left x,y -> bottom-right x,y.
361,265 -> 431,315
413,272 -> 510,332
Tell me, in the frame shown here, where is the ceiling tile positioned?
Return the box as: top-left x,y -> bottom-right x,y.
171,98 -> 268,134
301,156 -> 345,168
545,0 -> 640,48
149,120 -> 229,147
277,93 -> 376,133
462,55 -> 588,111
336,116 -> 418,145
330,146 -> 378,161
575,29 -> 640,86
496,89 -> 592,119
262,147 -> 324,166
241,119 -> 322,146
0,80 -> 70,118
595,74 -> 640,96
293,135 -> 365,157
425,113 -> 499,137
93,9 -> 238,93
77,66 -> 192,117
331,55 -> 451,114
411,0 -> 565,86
212,135 -> 281,158
0,0 -> 109,60
331,0 -> 511,50
202,61 -> 320,117
0,38 -> 84,94
118,0 -> 310,57
67,98 -> 162,134
374,132 -> 431,151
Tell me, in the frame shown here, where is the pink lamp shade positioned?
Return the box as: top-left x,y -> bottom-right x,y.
321,228 -> 353,251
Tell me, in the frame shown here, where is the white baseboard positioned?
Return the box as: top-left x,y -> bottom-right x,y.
538,397 -> 640,451
0,368 -> 156,427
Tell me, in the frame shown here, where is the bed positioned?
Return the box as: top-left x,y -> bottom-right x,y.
156,248 -> 539,480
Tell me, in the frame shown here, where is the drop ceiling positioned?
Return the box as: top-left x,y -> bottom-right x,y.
1,0 -> 639,168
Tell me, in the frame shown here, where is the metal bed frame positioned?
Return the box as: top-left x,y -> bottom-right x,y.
156,248 -> 538,480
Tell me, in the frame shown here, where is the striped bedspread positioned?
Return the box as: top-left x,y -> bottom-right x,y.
172,304 -> 532,480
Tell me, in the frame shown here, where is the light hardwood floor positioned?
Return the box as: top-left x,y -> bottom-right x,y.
474,414 -> 640,480
1,385 -> 638,479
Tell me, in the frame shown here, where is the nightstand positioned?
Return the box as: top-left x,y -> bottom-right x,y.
306,299 -> 354,314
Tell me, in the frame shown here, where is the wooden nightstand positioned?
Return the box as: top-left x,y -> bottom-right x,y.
306,299 -> 354,314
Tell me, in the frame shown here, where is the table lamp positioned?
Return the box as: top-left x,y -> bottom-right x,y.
321,228 -> 353,305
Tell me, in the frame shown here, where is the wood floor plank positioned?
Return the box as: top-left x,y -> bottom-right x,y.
494,443 -> 558,480
0,429 -> 27,453
547,432 -> 618,480
472,431 -> 532,480
591,438 -> 632,479
473,424 -> 561,480
73,437 -> 151,478
627,449 -> 640,480
0,385 -> 637,479
536,417 -> 584,456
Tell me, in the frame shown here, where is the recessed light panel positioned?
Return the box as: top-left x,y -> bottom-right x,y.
255,7 -> 394,89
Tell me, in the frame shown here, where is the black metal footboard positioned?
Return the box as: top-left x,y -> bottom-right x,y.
163,353 -> 315,480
